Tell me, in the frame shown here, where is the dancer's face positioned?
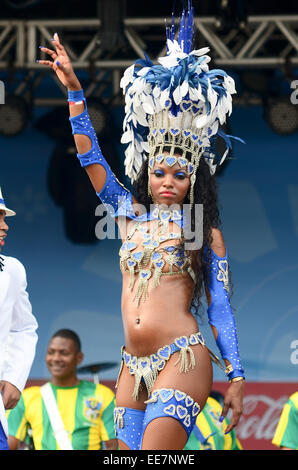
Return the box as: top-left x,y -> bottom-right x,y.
0,210 -> 8,252
149,155 -> 190,207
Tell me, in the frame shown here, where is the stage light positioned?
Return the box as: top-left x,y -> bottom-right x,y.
0,95 -> 28,136
264,98 -> 298,135
98,0 -> 127,51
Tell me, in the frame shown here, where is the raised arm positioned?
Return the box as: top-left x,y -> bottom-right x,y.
37,33 -> 137,219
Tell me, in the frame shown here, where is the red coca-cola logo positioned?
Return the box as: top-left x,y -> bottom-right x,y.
213,382 -> 298,450
238,395 -> 288,442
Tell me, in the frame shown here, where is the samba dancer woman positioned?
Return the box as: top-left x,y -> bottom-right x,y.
37,5 -> 245,450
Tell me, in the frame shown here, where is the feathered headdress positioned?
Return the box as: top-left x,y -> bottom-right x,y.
120,1 -> 243,206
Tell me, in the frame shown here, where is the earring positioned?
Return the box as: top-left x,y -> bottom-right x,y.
147,164 -> 152,197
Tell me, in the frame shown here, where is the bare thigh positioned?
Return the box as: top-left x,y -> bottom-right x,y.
141,344 -> 213,450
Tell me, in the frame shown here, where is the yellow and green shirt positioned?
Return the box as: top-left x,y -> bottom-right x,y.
7,380 -> 116,450
184,397 -> 243,450
272,391 -> 298,450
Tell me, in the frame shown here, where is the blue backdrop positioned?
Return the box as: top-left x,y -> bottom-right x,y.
1,102 -> 298,383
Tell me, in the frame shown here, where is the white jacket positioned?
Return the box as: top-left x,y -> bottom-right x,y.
0,255 -> 38,435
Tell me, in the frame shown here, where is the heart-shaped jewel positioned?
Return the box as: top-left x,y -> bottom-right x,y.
152,128 -> 157,135
165,245 -> 175,252
140,270 -> 151,279
154,260 -> 164,269
159,389 -> 174,403
131,356 -> 137,366
172,209 -> 182,220
183,415 -> 191,427
181,101 -> 192,111
127,259 -> 136,267
158,345 -> 171,360
156,154 -> 164,163
189,334 -> 198,345
197,333 -> 205,345
165,156 -> 177,167
175,391 -> 186,402
150,354 -> 159,364
159,128 -> 166,135
152,252 -> 162,261
175,336 -> 188,349
185,396 -> 194,407
164,404 -> 176,416
143,233 -> 151,240
132,251 -> 143,261
126,241 -> 137,250
183,130 -> 191,137
170,128 -> 179,136
177,405 -> 187,419
151,207 -> 159,218
192,402 -> 200,417
192,105 -> 200,114
188,163 -> 194,174
157,359 -> 165,371
160,210 -> 171,220
124,352 -> 131,365
192,134 -> 199,141
178,157 -> 188,167
140,359 -> 150,369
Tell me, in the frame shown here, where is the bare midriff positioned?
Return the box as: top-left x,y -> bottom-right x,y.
119,218 -> 199,357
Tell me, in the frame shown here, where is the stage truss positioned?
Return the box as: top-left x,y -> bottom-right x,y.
0,15 -> 297,106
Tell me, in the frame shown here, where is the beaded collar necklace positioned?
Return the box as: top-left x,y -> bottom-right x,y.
119,204 -> 196,306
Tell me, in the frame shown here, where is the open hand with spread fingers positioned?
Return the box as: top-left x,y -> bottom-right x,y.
37,32 -> 81,91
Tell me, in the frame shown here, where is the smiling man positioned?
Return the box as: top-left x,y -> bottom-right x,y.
0,186 -> 38,450
7,329 -> 117,450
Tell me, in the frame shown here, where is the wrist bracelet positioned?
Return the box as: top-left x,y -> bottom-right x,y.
229,376 -> 245,383
225,364 -> 233,375
68,89 -> 84,102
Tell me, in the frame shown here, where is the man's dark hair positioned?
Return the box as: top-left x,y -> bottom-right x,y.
51,329 -> 82,352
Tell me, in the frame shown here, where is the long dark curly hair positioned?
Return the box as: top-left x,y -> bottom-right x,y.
131,149 -> 234,319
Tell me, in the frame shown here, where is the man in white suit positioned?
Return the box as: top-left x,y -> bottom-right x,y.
0,187 -> 38,450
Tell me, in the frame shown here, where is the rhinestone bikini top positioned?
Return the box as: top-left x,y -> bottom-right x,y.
119,206 -> 196,306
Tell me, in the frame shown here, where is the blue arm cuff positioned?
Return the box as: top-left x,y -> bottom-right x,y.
204,245 -> 245,381
68,94 -> 135,219
68,89 -> 85,102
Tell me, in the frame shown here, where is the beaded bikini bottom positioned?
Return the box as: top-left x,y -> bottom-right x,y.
116,332 -> 222,401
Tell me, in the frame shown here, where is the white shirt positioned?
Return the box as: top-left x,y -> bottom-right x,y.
0,255 -> 38,435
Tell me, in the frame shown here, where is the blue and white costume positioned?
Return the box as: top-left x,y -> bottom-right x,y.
68,1 -> 244,450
